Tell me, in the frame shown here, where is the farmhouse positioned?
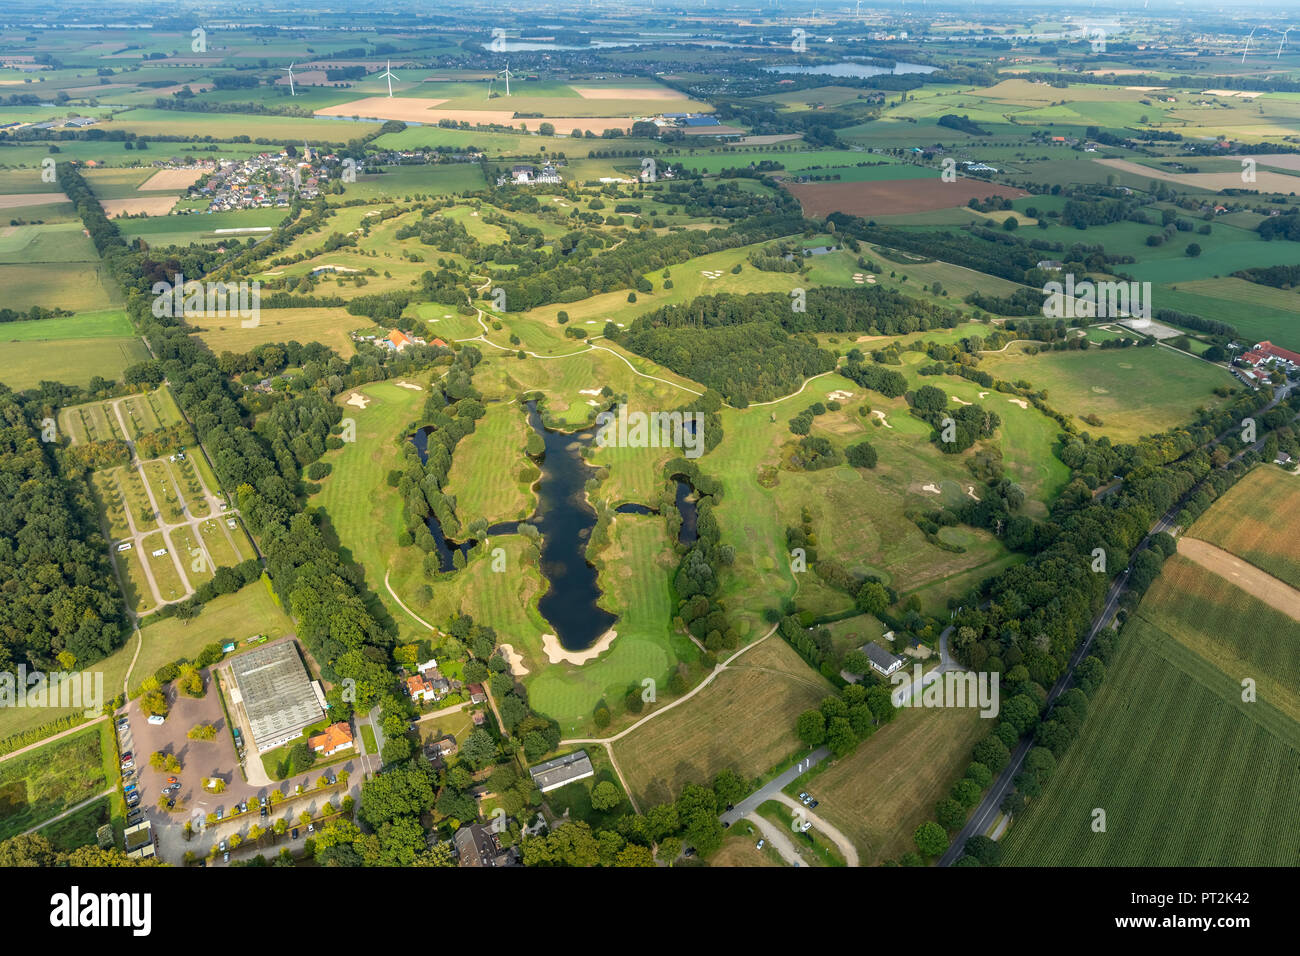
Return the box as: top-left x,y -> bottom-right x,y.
308,721 -> 355,757
528,749 -> 595,792
1254,341 -> 1300,369
227,641 -> 325,753
862,641 -> 904,677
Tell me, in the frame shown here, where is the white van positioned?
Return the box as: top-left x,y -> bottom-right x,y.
147,714 -> 166,725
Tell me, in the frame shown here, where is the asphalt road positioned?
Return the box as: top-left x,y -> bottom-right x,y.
720,746 -> 830,827
938,383 -> 1295,866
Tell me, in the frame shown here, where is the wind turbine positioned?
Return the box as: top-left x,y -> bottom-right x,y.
498,61 -> 514,97
1242,27 -> 1256,64
282,62 -> 296,96
378,59 -> 398,97
1279,29 -> 1291,59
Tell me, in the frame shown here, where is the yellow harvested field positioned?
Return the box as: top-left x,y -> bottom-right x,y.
0,192 -> 69,209
189,307 -> 373,356
315,97 -> 635,133
570,85 -> 686,100
1093,158 -> 1300,193
102,196 -> 180,217
138,168 -> 204,191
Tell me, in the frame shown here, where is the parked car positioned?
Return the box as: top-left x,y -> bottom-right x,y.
216,808 -> 223,820
291,828 -> 300,840
800,821 -> 812,832
260,806 -> 268,818
121,769 -> 134,781
307,823 -> 314,834
756,839 -> 765,850
222,852 -> 230,863
808,800 -> 819,808
119,752 -> 133,764
798,792 -> 808,801
219,840 -> 227,852
166,799 -> 175,809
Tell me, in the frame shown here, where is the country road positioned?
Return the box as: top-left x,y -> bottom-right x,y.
937,385 -> 1296,866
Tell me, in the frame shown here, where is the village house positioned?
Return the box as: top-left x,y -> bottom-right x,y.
863,641 -> 905,677
308,721 -> 355,757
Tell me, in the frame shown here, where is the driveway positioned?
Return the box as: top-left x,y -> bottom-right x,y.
891,626 -> 957,707
720,746 -> 830,827
770,792 -> 860,867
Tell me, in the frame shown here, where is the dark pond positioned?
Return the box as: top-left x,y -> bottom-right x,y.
411,401 -> 700,651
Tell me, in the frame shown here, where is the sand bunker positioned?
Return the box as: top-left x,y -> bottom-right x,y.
871,410 -> 893,428
394,381 -> 423,391
826,389 -> 853,402
978,391 -> 989,399
578,388 -> 602,396
1008,398 -> 1029,410
498,643 -> 529,676
921,483 -> 942,494
951,395 -> 972,406
966,485 -> 981,501
542,629 -> 616,666
345,392 -> 370,409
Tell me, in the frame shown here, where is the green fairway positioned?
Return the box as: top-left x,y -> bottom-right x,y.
978,343 -> 1233,444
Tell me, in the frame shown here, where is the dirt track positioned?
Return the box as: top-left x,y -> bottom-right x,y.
1179,537 -> 1300,621
783,176 -> 1028,217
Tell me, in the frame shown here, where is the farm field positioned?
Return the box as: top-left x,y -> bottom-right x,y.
1187,466 -> 1300,590
785,177 -> 1029,217
0,261 -> 119,312
1001,612 -> 1300,866
189,307 -> 379,357
0,336 -> 149,391
611,636 -> 833,807
1156,279 -> 1300,350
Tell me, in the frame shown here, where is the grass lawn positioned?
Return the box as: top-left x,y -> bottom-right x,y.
443,399 -> 534,523
0,261 -> 120,312
129,578 -> 295,695
710,827 -> 786,866
0,722 -> 116,841
978,343 -> 1234,443
804,704 -> 985,865
360,724 -> 377,755
1156,278 -> 1300,351
611,637 -> 833,807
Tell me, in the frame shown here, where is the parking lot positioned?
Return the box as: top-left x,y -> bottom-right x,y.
116,674 -> 369,866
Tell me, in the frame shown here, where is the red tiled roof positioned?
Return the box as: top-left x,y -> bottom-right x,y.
1259,341 -> 1300,365
308,721 -> 353,754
